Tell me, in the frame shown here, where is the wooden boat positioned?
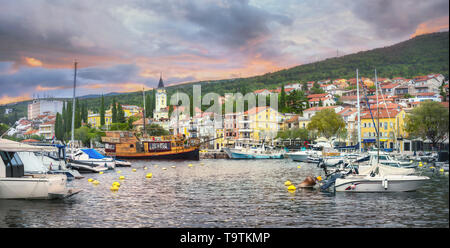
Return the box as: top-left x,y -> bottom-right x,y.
101,131 -> 200,160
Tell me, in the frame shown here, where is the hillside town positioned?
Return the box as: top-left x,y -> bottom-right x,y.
4,72 -> 448,154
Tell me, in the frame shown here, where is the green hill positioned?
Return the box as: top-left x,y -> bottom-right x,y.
170,31 -> 448,95
1,31 -> 448,124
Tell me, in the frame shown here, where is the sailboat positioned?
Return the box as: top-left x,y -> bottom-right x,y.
319,69 -> 429,192
65,61 -> 114,173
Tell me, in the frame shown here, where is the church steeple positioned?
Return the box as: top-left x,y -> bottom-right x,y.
157,72 -> 164,89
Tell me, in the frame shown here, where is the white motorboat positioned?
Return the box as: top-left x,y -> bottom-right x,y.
68,148 -> 116,170
0,138 -> 81,200
334,163 -> 429,192
287,148 -> 312,162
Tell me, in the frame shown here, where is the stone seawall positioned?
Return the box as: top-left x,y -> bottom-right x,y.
200,151 -> 229,159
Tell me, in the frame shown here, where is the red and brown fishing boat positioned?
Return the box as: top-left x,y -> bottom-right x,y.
101,131 -> 200,160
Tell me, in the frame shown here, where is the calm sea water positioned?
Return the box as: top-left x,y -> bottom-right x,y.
0,159 -> 448,228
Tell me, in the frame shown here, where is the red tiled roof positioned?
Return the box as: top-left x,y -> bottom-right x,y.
244,106 -> 269,115
381,83 -> 399,89
24,129 -> 39,135
307,93 -> 329,99
254,89 -> 270,93
21,139 -> 40,143
308,97 -> 329,102
41,121 -> 55,125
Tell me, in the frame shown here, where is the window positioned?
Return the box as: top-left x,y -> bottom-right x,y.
0,151 -> 24,178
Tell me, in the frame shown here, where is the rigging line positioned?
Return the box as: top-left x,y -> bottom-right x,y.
360,79 -> 379,136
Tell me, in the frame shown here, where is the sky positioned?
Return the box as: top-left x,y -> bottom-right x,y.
0,0 -> 448,105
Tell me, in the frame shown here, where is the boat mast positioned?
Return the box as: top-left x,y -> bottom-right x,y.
71,61 -> 77,152
356,69 -> 362,153
143,86 -> 146,135
375,69 -> 380,163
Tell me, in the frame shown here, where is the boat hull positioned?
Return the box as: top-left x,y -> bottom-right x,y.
0,174 -> 72,199
288,153 -> 309,162
112,148 -> 200,161
224,148 -> 283,159
335,175 -> 429,192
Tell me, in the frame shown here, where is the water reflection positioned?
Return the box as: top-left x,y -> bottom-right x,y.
0,159 -> 448,228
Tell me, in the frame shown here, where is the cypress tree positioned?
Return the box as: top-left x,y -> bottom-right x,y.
280,84 -> 286,112
112,98 -> 117,123
62,102 -> 66,134
152,90 -> 156,118
81,102 -> 86,125
100,95 -> 105,126
66,101 -> 72,139
75,99 -> 81,128
145,92 -> 151,118
55,113 -> 63,141
117,102 -> 125,123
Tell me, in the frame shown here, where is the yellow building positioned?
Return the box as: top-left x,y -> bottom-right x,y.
88,113 -> 112,128
214,128 -> 226,150
121,105 -> 141,117
360,108 -> 407,151
240,106 -> 283,141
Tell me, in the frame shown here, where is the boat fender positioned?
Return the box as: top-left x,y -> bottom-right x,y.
383,178 -> 388,190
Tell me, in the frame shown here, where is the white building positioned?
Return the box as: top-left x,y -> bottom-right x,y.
27,99 -> 63,120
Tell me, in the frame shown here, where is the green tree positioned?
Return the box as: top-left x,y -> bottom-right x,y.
55,113 -> 64,141
146,123 -> 170,136
100,95 -> 105,126
405,101 -> 449,150
0,123 -> 9,136
145,92 -> 152,118
279,84 -> 286,112
307,109 -> 346,139
117,102 -> 126,123
285,90 -> 308,114
112,98 -> 117,123
310,82 -> 325,94
74,99 -> 81,129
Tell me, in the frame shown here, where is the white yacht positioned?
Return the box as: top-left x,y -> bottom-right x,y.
334,163 -> 429,192
0,138 -> 81,200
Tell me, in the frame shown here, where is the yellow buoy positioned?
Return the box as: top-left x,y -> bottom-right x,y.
439,168 -> 444,172
99,171 -> 104,175
92,180 -> 99,185
132,168 -> 137,172
110,186 -> 119,191
162,167 -> 167,170
424,162 -> 427,165
297,166 -> 301,168
144,167 -> 148,170
171,166 -> 176,168
316,176 -> 322,181
119,176 -> 125,180
430,166 -> 435,169
146,173 -> 153,178
88,178 -> 93,182
418,164 -> 423,167
284,180 -> 292,186
287,185 -> 296,191
117,170 -> 122,174
188,164 -> 193,167
112,182 -> 120,187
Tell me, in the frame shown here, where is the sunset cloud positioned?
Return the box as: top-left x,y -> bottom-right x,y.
0,0 -> 448,104
411,16 -> 449,37
24,57 -> 43,67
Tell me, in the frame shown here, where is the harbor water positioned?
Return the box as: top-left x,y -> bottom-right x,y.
0,159 -> 448,228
